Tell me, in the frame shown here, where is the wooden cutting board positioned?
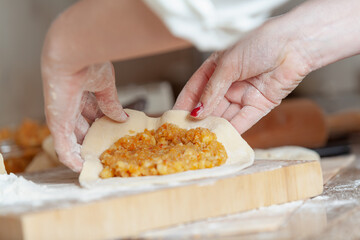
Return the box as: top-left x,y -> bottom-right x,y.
0,159 -> 323,240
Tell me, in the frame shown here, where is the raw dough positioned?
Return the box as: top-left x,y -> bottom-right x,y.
254,146 -> 320,161
24,136 -> 62,173
25,152 -> 62,173
80,109 -> 254,187
42,136 -> 58,161
0,153 -> 7,174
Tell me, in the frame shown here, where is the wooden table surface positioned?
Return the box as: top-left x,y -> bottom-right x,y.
1,158 -> 324,240
1,149 -> 358,239
138,147 -> 360,240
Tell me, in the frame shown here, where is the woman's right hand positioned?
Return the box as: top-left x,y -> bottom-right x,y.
174,0 -> 360,134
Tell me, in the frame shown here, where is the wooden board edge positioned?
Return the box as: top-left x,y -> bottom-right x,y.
0,215 -> 24,240
3,160 -> 323,240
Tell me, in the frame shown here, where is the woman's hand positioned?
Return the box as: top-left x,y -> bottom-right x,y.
174,22 -> 310,134
41,0 -> 189,171
42,61 -> 127,172
174,0 -> 360,134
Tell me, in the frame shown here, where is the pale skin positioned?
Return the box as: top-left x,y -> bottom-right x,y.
42,0 -> 360,171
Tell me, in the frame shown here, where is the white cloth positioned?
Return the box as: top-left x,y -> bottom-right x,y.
144,0 -> 289,51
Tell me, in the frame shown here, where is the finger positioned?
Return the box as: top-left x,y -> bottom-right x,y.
49,112 -> 84,172
95,84 -> 127,122
189,51 -> 240,119
81,92 -> 104,122
229,105 -> 270,134
89,63 -> 127,122
74,115 -> 90,144
224,79 -> 278,134
46,90 -> 84,172
221,103 -> 242,120
43,71 -> 87,172
173,52 -> 219,111
53,132 -> 84,172
212,98 -> 231,117
248,67 -> 303,105
225,80 -> 275,112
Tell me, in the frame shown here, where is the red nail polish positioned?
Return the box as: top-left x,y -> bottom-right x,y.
190,102 -> 204,117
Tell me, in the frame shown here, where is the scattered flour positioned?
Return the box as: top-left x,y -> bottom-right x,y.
0,173 -> 156,214
327,180 -> 360,192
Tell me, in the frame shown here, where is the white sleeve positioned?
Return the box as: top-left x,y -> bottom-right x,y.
143,0 -> 289,51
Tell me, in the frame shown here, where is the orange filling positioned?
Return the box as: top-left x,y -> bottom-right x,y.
99,123 -> 227,178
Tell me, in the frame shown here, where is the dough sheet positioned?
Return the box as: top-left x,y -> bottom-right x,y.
80,109 -> 254,187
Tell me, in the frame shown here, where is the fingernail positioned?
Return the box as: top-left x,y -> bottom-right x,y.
120,111 -> 129,120
190,102 -> 204,117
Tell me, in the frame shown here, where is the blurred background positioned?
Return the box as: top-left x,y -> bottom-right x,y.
0,0 -> 359,127
0,0 -> 359,176
1,2 -> 359,238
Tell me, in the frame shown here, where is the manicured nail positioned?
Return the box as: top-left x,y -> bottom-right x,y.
190,102 -> 204,117
120,111 -> 129,120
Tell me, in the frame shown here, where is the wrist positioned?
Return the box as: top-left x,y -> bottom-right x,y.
283,0 -> 360,72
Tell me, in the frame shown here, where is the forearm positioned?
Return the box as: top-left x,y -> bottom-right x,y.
281,0 -> 360,72
42,0 -> 190,75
